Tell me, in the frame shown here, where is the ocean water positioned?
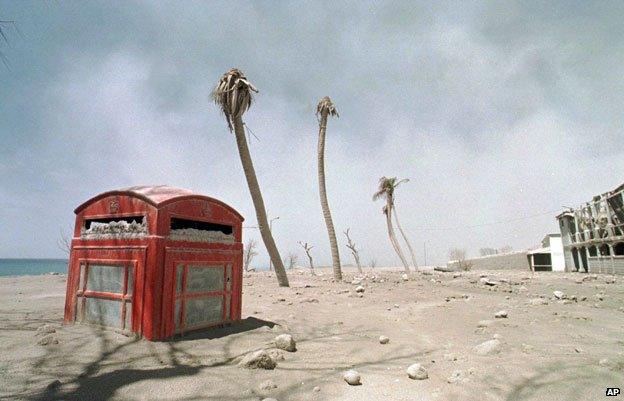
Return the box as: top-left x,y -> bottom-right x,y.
0,259 -> 69,277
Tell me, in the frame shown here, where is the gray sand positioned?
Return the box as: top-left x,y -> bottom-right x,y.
1,268 -> 622,401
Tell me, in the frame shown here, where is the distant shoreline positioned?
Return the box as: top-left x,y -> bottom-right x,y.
0,258 -> 69,277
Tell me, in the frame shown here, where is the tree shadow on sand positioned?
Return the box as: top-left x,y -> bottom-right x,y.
18,314 -> 441,401
170,316 -> 275,341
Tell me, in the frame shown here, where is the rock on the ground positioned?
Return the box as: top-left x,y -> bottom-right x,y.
35,324 -> 56,335
553,291 -> 566,299
266,349 -> 285,361
402,274 -> 409,281
36,334 -> 59,346
238,350 -> 277,370
274,334 -> 297,352
355,285 -> 365,293
477,320 -> 493,328
379,335 -> 390,344
529,298 -> 548,306
261,398 -> 278,401
343,370 -> 361,385
259,379 -> 277,391
406,363 -> 429,380
494,310 -> 508,318
313,386 -> 321,392
474,339 -> 501,356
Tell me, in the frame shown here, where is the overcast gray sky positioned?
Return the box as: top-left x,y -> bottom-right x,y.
1,1 -> 623,267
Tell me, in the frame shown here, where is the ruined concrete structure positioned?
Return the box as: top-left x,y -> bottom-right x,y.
557,182 -> 624,274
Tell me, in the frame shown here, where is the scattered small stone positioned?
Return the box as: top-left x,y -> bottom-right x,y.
474,339 -> 501,356
266,349 -> 285,361
402,274 -> 409,281
480,278 -> 498,286
351,279 -> 362,286
36,335 -> 59,346
343,370 -> 361,385
553,291 -> 566,300
355,286 -> 365,293
261,398 -> 278,401
313,386 -> 321,392
35,324 -> 56,335
393,304 -> 399,308
443,353 -> 457,361
477,320 -> 493,328
521,343 -> 534,353
494,310 -> 508,319
406,363 -> 429,380
379,335 -> 390,344
238,350 -> 277,370
594,294 -> 604,301
599,358 -> 610,367
274,334 -> 296,352
259,380 -> 277,391
492,333 -> 501,340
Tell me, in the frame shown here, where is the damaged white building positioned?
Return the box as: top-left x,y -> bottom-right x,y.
557,182 -> 624,274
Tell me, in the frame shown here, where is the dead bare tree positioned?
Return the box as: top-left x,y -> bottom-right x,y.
243,238 -> 258,271
57,228 -> 71,255
449,248 -> 472,271
285,253 -> 298,270
298,241 -> 315,275
344,228 -> 363,273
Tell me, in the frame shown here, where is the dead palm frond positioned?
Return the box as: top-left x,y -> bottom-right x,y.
373,176 -> 409,203
316,96 -> 339,121
211,68 -> 258,131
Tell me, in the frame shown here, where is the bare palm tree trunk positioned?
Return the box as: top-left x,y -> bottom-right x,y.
393,205 -> 418,268
233,117 -> 289,287
318,111 -> 342,281
386,200 -> 410,272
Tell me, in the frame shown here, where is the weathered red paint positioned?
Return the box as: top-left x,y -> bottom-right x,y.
63,186 -> 244,341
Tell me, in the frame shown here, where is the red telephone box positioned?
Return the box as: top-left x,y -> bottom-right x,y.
63,185 -> 244,340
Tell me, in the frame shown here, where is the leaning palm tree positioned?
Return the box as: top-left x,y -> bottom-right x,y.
392,192 -> 418,269
316,96 -> 342,281
373,177 -> 411,272
212,68 -> 289,287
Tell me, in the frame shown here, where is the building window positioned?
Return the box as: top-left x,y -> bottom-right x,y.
173,263 -> 232,333
614,243 -> 624,256
599,244 -> 611,256
75,262 -> 134,330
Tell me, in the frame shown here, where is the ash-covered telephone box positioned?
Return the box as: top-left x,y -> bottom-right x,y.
63,185 -> 244,340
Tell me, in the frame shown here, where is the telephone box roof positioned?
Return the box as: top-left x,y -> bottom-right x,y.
74,185 -> 244,220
